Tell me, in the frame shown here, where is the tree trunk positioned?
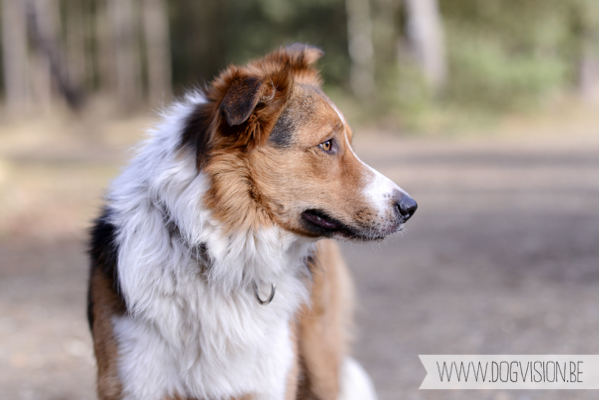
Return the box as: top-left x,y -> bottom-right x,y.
345,0 -> 375,100
25,0 -> 83,110
578,38 -> 599,103
2,0 -> 31,114
66,0 -> 87,91
141,0 -> 172,105
30,0 -> 62,111
574,1 -> 599,104
108,0 -> 142,109
96,0 -> 115,95
404,0 -> 447,96
372,0 -> 400,65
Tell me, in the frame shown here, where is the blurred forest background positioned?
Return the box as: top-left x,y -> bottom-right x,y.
2,2 -> 599,400
3,0 -> 599,126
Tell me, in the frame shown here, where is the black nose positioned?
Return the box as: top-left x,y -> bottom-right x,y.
396,193 -> 418,221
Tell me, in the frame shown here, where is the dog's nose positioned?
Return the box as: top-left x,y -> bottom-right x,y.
395,192 -> 417,221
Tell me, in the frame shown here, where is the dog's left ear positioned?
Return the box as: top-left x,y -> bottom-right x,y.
270,43 -> 324,68
220,76 -> 275,126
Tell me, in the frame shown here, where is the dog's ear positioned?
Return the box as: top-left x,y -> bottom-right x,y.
219,44 -> 323,128
220,76 -> 275,126
216,66 -> 292,150
181,45 -> 323,168
268,43 -> 324,69
295,43 -> 324,65
219,44 -> 323,127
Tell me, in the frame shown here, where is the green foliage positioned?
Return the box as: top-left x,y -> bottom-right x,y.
153,0 -> 599,124
444,28 -> 569,110
439,0 -> 579,111
169,0 -> 350,94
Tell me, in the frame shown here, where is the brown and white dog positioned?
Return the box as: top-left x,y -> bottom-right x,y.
87,44 -> 416,400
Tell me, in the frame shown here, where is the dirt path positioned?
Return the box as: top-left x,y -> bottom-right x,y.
1,122 -> 598,400
346,131 -> 599,400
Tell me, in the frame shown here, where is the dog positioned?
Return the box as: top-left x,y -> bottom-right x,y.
87,43 -> 417,400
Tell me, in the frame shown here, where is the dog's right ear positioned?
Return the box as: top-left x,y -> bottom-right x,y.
218,44 -> 323,129
214,65 -> 292,151
181,66 -> 291,169
181,44 -> 322,169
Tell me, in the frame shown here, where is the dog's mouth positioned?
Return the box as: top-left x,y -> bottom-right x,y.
300,208 -> 404,241
301,209 -> 382,240
302,209 -> 343,230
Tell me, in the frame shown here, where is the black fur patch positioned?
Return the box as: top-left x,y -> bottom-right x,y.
87,208 -> 125,330
180,103 -> 212,169
269,108 -> 295,148
86,287 -> 94,331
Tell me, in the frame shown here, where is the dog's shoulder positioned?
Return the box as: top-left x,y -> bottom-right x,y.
88,208 -> 126,330
87,208 -> 127,398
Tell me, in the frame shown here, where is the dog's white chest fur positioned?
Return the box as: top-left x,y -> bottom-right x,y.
111,222 -> 312,400
113,277 -> 302,400
105,98 -> 313,399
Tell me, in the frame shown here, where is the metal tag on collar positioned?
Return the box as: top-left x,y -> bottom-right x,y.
253,281 -> 276,305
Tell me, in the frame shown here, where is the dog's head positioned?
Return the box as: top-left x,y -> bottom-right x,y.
181,43 -> 416,240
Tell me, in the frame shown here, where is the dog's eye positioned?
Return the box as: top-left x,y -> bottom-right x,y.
320,139 -> 333,152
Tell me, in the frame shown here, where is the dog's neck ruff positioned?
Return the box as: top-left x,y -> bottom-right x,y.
104,93 -> 314,400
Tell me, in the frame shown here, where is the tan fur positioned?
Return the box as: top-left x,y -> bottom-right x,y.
245,95 -> 376,237
89,266 -> 125,400
296,240 -> 353,400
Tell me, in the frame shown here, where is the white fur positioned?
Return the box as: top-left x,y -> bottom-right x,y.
105,93 -> 314,400
338,358 -> 379,400
333,103 -> 406,218
362,161 -> 406,214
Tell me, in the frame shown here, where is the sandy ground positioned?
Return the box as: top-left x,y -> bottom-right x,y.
0,113 -> 598,400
